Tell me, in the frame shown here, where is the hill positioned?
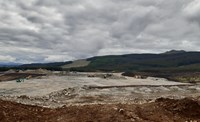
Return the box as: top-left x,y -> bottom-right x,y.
0,62 -> 21,67
72,50 -> 200,72
19,61 -> 72,71
2,50 -> 199,72
61,59 -> 90,69
162,50 -> 186,54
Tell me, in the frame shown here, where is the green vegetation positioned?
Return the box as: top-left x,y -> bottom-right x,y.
73,51 -> 200,72
0,67 -> 11,71
1,50 -> 200,73
19,61 -> 72,71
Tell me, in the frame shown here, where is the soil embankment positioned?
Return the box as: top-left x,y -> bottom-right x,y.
0,97 -> 200,122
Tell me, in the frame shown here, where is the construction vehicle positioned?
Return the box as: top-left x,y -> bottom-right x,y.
16,78 -> 25,83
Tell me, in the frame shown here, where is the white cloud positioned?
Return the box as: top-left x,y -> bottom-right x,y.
0,55 -> 16,62
44,54 -> 75,62
183,0 -> 200,17
0,0 -> 199,63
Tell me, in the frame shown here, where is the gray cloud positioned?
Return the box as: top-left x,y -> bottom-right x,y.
0,0 -> 200,63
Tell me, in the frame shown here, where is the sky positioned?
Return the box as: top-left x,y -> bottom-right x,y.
0,0 -> 200,63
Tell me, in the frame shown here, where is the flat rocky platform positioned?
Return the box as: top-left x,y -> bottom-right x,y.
0,72 -> 199,107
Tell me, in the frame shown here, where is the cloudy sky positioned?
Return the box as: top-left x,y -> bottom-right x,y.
0,0 -> 200,63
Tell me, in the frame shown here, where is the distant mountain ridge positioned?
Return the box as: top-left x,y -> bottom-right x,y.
20,61 -> 72,70
0,62 -> 22,67
17,50 -> 200,72
163,50 -> 186,54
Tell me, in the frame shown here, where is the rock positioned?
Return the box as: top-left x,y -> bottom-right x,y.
119,108 -> 125,114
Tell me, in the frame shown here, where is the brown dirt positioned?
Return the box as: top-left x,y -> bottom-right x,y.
0,73 -> 45,82
0,97 -> 200,122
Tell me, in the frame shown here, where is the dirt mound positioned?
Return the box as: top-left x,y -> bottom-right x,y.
88,73 -> 126,79
4,69 -> 17,74
136,98 -> 200,122
22,69 -> 51,74
0,73 -> 46,82
0,97 -> 200,122
0,99 -> 53,122
48,88 -> 79,100
156,97 -> 200,119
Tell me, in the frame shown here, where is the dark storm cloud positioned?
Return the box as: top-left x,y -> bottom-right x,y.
0,0 -> 199,63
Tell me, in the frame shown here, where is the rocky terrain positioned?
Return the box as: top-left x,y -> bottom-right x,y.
0,71 -> 199,121
0,97 -> 200,122
122,71 -> 200,83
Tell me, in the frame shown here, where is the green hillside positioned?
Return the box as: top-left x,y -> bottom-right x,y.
5,50 -> 200,72
72,51 -> 200,72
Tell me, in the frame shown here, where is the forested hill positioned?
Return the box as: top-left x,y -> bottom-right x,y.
72,50 -> 200,72
2,50 -> 200,72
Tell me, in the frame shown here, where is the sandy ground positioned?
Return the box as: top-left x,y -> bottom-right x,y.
0,72 -> 199,108
0,73 -> 190,96
0,72 -> 200,121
